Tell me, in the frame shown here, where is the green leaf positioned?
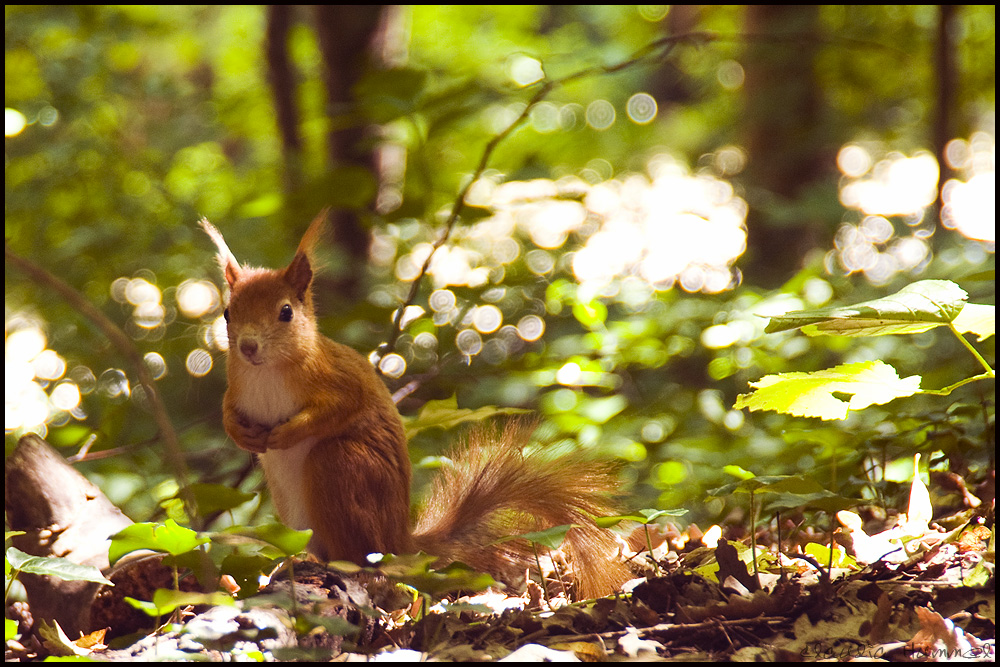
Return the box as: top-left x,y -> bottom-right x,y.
225,523 -> 312,558
299,612 -> 359,637
377,553 -> 496,595
963,559 -> 992,587
509,524 -> 575,550
734,360 -> 921,420
762,490 -> 858,514
952,303 -> 995,341
436,601 -> 496,615
187,483 -> 256,515
595,508 -> 687,528
154,588 -> 234,613
765,280 -> 968,336
5,547 -> 112,586
723,465 -> 756,481
127,589 -> 235,618
709,474 -> 842,500
220,553 -> 276,598
804,542 -> 857,570
123,596 -> 159,617
109,520 -> 209,565
403,395 -> 530,438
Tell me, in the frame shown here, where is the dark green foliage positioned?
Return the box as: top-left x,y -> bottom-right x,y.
5,6 -> 994,555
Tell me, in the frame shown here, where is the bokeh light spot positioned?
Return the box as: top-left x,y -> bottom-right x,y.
185,349 -> 213,377
626,93 -> 658,124
177,279 -> 220,318
585,99 -> 616,130
5,108 -> 27,136
837,144 -> 872,177
716,60 -> 745,90
638,6 -> 669,21
556,362 -> 582,386
378,353 -> 407,378
456,329 -> 483,356
508,55 -> 544,87
50,382 -> 81,412
517,314 -> 545,341
144,352 -> 167,380
472,305 -> 503,334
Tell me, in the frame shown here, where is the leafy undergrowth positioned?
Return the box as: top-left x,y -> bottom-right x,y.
357,476 -> 994,662
10,480 -> 993,662
5,281 -> 992,661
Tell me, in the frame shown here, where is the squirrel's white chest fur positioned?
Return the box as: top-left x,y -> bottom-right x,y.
234,365 -> 300,426
258,447 -> 313,530
234,365 -> 316,531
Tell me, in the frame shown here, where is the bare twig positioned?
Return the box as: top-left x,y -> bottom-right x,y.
377,78 -> 553,368
376,32 -> 701,368
5,244 -> 194,513
375,28 -> 899,369
550,615 -> 789,647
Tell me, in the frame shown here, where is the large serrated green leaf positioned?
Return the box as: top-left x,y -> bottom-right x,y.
734,360 -> 921,420
765,280 -> 968,336
952,303 -> 995,341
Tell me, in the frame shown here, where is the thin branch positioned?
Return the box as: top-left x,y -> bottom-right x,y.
550,615 -> 789,646
919,372 -> 994,396
376,32 -> 701,368
947,322 -> 996,376
377,78 -> 553,368
375,28 -> 902,370
5,244 -> 194,512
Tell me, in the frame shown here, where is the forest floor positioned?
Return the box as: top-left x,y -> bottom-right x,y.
7,501 -> 993,662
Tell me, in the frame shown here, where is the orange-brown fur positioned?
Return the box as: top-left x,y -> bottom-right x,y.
201,213 -> 631,598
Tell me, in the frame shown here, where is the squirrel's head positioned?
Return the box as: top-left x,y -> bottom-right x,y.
201,210 -> 328,368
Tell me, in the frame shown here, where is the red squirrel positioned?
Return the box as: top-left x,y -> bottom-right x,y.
200,212 -> 631,598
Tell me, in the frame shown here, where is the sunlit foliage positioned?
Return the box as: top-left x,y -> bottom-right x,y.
5,6 -> 994,528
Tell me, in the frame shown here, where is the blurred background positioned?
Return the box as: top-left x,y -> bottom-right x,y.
5,6 -> 994,532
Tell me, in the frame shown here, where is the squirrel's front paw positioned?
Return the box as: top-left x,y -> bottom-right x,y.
233,418 -> 272,453
262,419 -> 299,450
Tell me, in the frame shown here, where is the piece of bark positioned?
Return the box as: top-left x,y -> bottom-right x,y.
5,434 -> 133,637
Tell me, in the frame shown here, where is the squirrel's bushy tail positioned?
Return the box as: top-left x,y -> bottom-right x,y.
413,421 -> 632,599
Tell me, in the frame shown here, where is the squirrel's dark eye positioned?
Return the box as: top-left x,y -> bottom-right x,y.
223,308 -> 229,322
279,304 -> 293,322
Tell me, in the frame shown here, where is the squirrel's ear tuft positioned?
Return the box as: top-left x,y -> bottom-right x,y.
200,218 -> 243,288
295,209 -> 329,262
283,209 -> 329,301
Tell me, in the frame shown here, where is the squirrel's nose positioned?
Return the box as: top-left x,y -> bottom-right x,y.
239,338 -> 260,361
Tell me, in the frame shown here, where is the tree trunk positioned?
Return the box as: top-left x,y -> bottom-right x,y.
266,5 -> 303,189
265,6 -> 393,301
314,5 -> 387,299
739,5 -> 828,287
932,5 -> 958,215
